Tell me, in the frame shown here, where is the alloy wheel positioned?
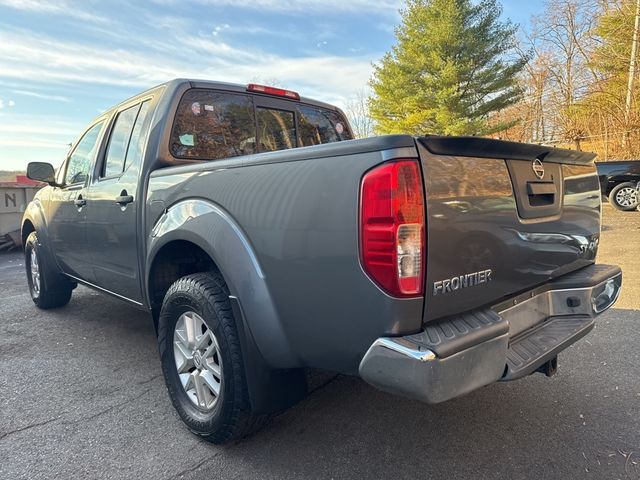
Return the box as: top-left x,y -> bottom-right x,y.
615,187 -> 638,208
30,249 -> 40,296
173,311 -> 222,411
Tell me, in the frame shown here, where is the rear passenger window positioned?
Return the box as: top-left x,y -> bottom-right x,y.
256,108 -> 296,152
103,100 -> 153,177
171,90 -> 256,160
123,101 -> 152,170
103,104 -> 140,177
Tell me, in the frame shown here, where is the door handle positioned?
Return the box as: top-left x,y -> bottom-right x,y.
115,192 -> 134,205
74,196 -> 86,207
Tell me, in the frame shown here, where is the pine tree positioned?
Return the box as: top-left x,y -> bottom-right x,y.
369,0 -> 526,136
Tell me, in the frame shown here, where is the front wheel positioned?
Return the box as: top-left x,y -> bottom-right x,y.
609,182 -> 639,211
24,231 -> 73,309
157,272 -> 267,444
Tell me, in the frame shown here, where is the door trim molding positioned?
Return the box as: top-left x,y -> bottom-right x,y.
64,273 -> 146,308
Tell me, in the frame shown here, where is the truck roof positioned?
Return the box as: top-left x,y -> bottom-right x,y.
103,78 -> 342,120
186,79 -> 341,111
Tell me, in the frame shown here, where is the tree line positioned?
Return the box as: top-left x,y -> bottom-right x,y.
347,0 -> 640,160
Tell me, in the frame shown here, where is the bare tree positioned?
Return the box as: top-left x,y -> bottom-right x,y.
344,89 -> 375,139
503,46 -> 553,144
518,0 -> 600,148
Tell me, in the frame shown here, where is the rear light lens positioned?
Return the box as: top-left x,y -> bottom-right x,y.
360,160 -> 425,297
246,83 -> 300,100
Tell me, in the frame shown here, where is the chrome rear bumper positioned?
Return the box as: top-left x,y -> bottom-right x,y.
358,264 -> 622,404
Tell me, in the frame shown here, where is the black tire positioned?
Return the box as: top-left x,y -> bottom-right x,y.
157,271 -> 267,444
608,182 -> 639,211
24,231 -> 73,309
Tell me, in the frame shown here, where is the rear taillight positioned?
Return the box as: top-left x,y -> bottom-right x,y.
360,160 -> 425,297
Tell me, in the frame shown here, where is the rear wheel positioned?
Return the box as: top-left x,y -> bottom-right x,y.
157,271 -> 267,444
24,231 -> 73,309
609,182 -> 639,211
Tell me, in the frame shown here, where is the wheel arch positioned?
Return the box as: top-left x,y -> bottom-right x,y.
21,199 -> 58,269
147,238 -> 216,321
21,219 -> 35,250
147,199 -> 306,413
606,175 -> 640,196
21,197 -> 47,249
146,198 -> 296,369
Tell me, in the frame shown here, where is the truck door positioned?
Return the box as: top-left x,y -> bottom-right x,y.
83,99 -> 153,304
48,120 -> 106,282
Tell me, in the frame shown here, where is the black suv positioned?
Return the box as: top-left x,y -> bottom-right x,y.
596,160 -> 640,211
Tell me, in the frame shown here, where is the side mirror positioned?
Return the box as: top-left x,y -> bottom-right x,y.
26,162 -> 57,186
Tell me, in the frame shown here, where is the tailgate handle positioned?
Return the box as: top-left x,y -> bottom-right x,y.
527,181 -> 557,207
527,181 -> 557,195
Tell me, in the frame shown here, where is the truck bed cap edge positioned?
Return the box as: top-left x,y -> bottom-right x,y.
420,136 -> 596,165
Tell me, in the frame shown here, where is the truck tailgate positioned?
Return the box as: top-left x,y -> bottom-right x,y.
417,136 -> 601,323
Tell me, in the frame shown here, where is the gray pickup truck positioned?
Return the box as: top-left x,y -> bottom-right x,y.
23,79 -> 622,444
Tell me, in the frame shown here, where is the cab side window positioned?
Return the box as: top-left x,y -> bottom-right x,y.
103,104 -> 140,177
102,100 -> 153,177
65,121 -> 104,186
124,101 -> 152,171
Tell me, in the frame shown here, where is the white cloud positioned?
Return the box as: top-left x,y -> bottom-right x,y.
12,90 -> 71,102
152,0 -> 401,14
0,121 -> 77,136
0,114 -> 79,169
222,23 -> 299,39
8,100 -> 14,107
212,23 -> 231,36
0,0 -> 109,23
0,28 -> 376,106
0,138 -> 68,148
0,1 -> 394,170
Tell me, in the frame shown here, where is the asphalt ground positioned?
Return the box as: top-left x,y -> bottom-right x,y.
0,203 -> 639,480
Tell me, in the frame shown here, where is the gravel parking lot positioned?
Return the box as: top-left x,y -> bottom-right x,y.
1,203 -> 639,480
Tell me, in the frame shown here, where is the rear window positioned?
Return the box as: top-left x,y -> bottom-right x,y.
170,88 -> 352,160
171,90 -> 256,160
297,105 -> 352,146
257,107 -> 296,152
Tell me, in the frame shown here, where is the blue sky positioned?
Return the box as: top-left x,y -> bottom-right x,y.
0,0 -> 544,171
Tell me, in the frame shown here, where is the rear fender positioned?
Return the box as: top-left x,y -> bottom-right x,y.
147,198 -> 297,369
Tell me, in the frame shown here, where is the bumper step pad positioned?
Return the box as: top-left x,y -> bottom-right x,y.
405,309 -> 507,358
503,316 -> 594,381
